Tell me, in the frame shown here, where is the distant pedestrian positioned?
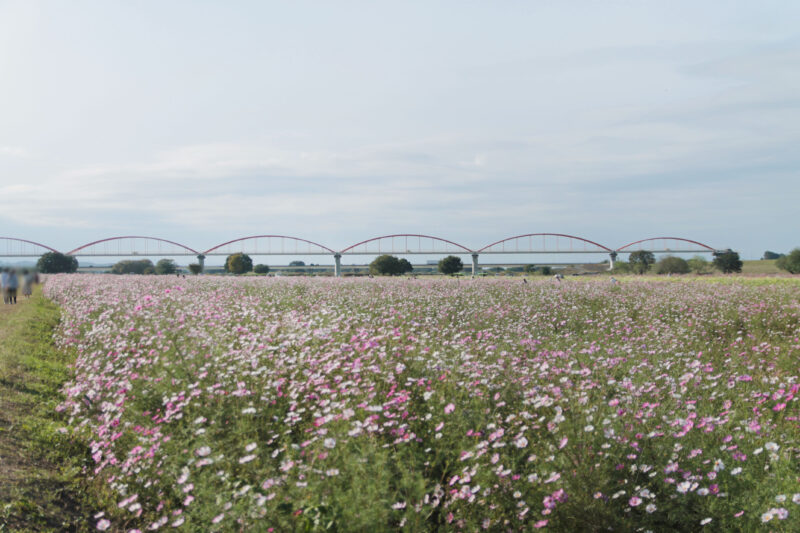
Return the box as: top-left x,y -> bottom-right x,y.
6,269 -> 18,304
610,277 -> 618,285
1,268 -> 8,304
21,269 -> 35,298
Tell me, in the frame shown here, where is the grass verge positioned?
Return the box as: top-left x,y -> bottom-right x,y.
0,290 -> 93,532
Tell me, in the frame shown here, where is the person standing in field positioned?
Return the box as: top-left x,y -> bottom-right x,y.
21,269 -> 34,299
6,269 -> 18,304
1,268 -> 8,304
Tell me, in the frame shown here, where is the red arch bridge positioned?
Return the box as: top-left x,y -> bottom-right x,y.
0,235 -> 727,276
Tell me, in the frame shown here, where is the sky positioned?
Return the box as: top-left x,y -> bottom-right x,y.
1,0 -> 798,262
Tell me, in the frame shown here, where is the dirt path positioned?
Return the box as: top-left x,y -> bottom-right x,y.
0,292 -> 91,532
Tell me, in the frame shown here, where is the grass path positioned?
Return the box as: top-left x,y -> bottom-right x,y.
0,289 -> 92,532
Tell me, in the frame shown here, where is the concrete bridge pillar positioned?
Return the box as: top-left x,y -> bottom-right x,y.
608,251 -> 617,271
197,254 -> 205,274
471,253 -> 479,276
334,253 -> 342,277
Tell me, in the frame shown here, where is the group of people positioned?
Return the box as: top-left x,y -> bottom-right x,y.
1,268 -> 37,304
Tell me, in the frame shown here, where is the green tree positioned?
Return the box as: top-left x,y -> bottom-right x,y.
776,248 -> 800,274
655,256 -> 689,275
523,264 -> 537,274
712,251 -> 742,274
687,256 -> 710,274
539,266 -> 553,276
253,264 -> 270,274
369,255 -> 412,275
628,251 -> 655,274
188,263 -> 202,275
36,252 -> 78,273
121,259 -> 155,274
155,258 -> 178,275
438,255 -> 464,275
111,259 -> 155,275
762,251 -> 784,260
225,253 -> 253,274
289,260 -> 305,267
398,258 -> 413,274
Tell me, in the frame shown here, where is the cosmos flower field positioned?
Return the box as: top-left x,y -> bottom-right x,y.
44,275 -> 799,532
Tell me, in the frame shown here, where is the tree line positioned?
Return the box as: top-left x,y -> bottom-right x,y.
29,248 -> 800,276
615,248 -> 800,275
368,255 -> 467,275
615,250 -> 743,275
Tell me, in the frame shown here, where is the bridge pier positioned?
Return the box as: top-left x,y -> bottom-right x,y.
334,253 -> 342,278
471,253 -> 479,276
608,251 -> 617,271
197,254 -> 205,274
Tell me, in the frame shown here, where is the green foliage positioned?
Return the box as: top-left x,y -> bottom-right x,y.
369,255 -> 413,276
655,256 -> 689,275
775,248 -> 800,274
111,259 -> 155,275
438,255 -> 463,275
539,266 -> 553,276
687,255 -> 710,274
762,251 -> 784,260
611,262 -> 631,274
36,252 -> 78,273
289,260 -> 305,267
154,259 -> 178,275
225,253 -> 253,274
713,251 -> 743,274
628,250 -> 655,274
188,263 -> 202,275
253,264 -> 270,274
398,258 -> 413,274
523,264 -> 537,274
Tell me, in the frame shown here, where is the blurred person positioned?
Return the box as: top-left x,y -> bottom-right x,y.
1,267 -> 8,304
6,269 -> 18,304
22,269 -> 35,299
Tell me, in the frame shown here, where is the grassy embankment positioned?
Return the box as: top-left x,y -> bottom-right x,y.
0,289 -> 93,532
742,259 -> 781,274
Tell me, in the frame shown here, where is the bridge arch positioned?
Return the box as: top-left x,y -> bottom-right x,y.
615,237 -> 717,253
340,234 -> 474,255
67,236 -> 199,256
478,233 -> 612,254
203,236 -> 336,256
0,237 -> 61,257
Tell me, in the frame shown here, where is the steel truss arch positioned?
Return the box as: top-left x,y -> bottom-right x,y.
67,236 -> 200,256
203,236 -> 336,256
340,234 -> 474,255
478,233 -> 612,254
0,237 -> 61,256
615,237 -> 716,253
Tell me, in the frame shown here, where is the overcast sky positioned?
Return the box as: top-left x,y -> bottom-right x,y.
1,1 -> 798,260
